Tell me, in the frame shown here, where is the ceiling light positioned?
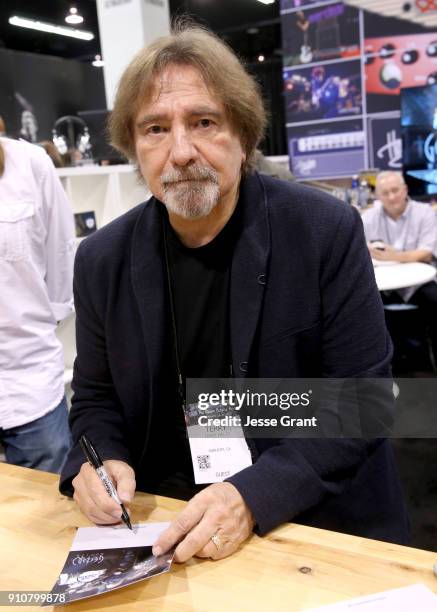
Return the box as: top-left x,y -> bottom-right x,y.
92,54 -> 105,67
258,55 -> 265,62
65,7 -> 84,25
9,15 -> 94,41
256,0 -> 275,4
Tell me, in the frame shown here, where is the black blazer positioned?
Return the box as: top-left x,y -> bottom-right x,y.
61,172 -> 409,544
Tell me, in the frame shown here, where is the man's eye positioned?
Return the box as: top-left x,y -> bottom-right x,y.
147,125 -> 164,135
198,118 -> 213,128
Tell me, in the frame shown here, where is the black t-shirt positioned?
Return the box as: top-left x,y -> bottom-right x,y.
141,206 -> 241,499
166,212 -> 239,379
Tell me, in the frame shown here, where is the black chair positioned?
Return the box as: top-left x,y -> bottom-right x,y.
383,303 -> 436,374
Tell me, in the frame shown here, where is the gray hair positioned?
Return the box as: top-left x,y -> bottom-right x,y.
375,171 -> 406,191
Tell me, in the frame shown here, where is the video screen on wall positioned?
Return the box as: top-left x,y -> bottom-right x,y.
281,2 -> 437,180
401,83 -> 437,128
281,3 -> 360,67
401,84 -> 437,197
283,60 -> 362,124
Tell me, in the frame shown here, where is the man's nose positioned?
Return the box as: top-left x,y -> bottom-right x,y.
169,128 -> 198,167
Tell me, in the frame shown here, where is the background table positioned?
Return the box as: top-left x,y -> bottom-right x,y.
373,261 -> 436,291
1,463 -> 437,611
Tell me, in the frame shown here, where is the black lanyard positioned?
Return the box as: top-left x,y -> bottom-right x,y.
162,221 -> 185,411
162,218 -> 236,411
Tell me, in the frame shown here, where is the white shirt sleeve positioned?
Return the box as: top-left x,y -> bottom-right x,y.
416,206 -> 437,256
40,159 -> 76,320
360,208 -> 377,243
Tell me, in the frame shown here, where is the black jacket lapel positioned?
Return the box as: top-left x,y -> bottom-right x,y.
230,172 -> 270,377
131,199 -> 168,458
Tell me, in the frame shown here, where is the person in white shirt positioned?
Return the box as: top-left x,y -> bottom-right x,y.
0,137 -> 75,472
362,170 -> 437,359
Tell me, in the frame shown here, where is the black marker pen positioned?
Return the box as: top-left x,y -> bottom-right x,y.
79,434 -> 133,531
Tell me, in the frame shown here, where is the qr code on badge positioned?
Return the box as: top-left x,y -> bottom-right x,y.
197,454 -> 211,470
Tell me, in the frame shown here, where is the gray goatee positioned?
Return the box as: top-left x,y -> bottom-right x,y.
161,165 -> 220,219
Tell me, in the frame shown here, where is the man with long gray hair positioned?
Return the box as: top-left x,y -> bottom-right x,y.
61,23 -> 408,562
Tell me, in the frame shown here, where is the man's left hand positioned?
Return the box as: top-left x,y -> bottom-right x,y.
369,244 -> 402,262
152,482 -> 255,562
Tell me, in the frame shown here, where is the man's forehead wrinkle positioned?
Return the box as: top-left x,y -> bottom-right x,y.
152,64 -> 218,98
143,86 -> 223,118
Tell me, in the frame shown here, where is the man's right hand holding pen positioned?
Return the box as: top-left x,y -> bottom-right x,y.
72,459 -> 136,526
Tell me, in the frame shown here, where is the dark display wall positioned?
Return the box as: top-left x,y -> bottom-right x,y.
280,0 -> 437,179
251,58 -> 288,158
0,48 -> 106,144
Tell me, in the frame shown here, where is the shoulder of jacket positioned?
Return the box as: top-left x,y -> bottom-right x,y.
259,173 -> 350,223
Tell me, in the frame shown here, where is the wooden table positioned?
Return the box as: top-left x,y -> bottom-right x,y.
1,463 -> 437,611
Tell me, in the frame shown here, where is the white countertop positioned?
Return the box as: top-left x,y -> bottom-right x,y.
57,163 -> 136,177
374,262 -> 436,291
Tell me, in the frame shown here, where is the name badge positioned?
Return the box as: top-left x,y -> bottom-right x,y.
184,402 -> 252,484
